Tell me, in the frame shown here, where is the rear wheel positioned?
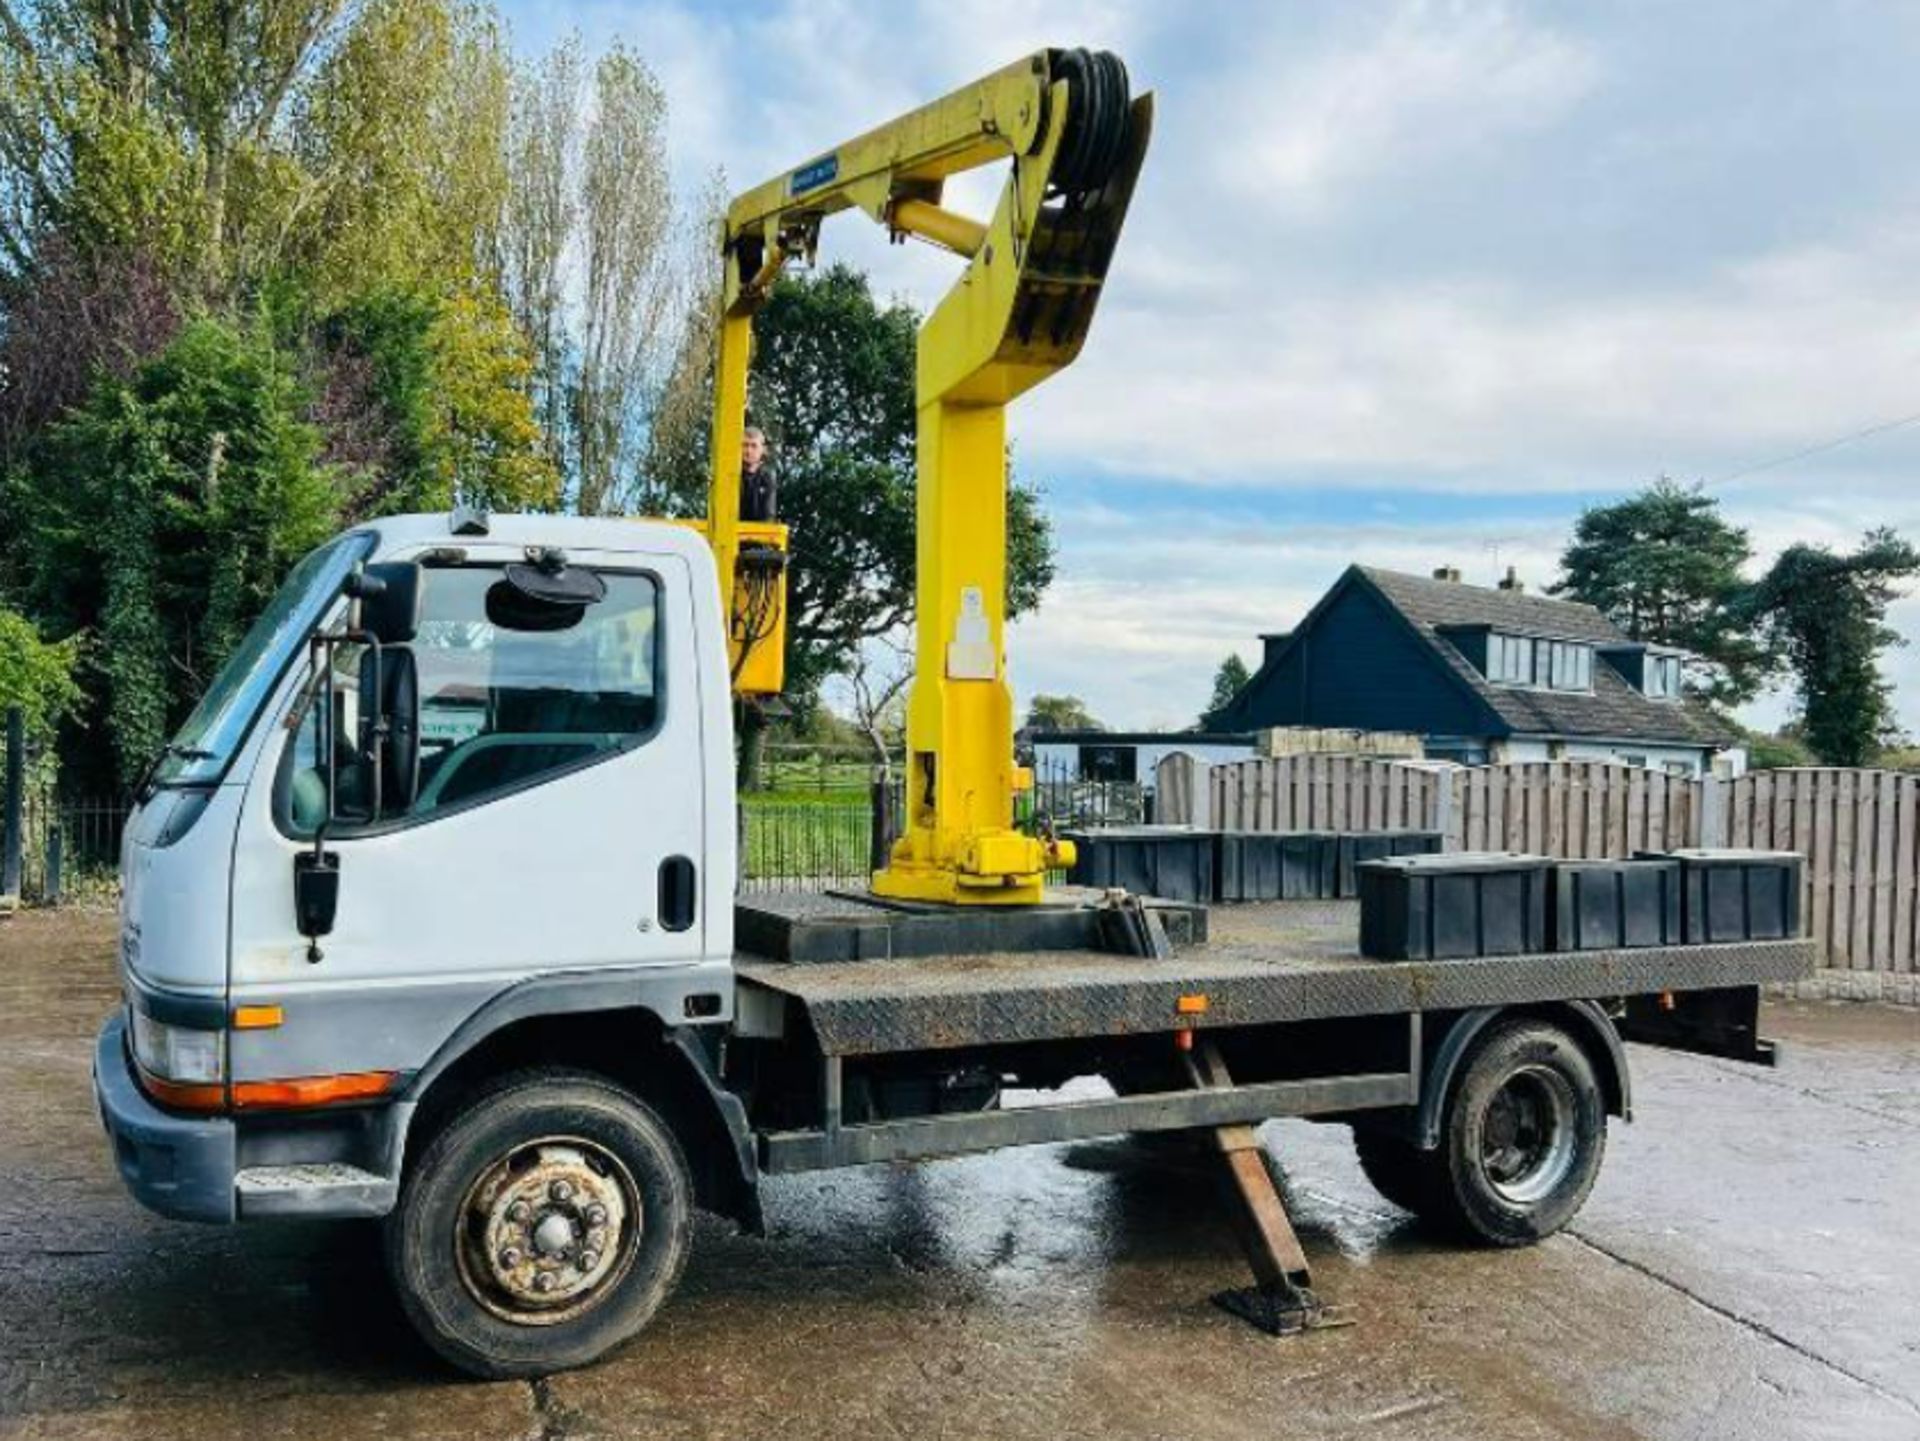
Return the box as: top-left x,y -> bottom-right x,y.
1427,1020 -> 1607,1246
386,1069 -> 693,1378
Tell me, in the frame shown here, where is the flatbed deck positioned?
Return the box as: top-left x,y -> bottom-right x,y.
737,898 -> 1817,1057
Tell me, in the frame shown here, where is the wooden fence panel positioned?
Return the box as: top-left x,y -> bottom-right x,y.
1872,772 -> 1897,968
1850,771 -> 1875,967
1833,769 -> 1857,967
1895,776 -> 1917,971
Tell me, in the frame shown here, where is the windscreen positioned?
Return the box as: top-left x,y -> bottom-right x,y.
151,532 -> 375,788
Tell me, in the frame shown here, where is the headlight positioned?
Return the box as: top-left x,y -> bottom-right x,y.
129,1007 -> 226,1086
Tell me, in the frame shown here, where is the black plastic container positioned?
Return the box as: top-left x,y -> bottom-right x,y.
1550,859 -> 1682,951
1659,849 -> 1805,943
1064,827 -> 1217,904
1215,831 -> 1337,901
1335,830 -> 1444,897
1359,852 -> 1551,961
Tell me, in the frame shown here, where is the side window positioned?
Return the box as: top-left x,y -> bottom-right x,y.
411,567 -> 659,813
284,565 -> 660,834
284,640 -> 367,836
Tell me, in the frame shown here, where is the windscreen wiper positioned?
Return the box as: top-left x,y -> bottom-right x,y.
136,742 -> 219,799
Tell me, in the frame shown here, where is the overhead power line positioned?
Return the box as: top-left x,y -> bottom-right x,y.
1707,407 -> 1920,488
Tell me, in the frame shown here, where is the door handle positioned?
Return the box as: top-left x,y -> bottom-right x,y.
658,855 -> 697,933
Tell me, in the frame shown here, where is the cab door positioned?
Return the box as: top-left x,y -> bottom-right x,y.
227,546 -> 713,1001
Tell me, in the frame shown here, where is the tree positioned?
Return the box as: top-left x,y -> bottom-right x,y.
845,637 -> 912,782
26,315 -> 337,789
1554,478 -> 1769,705
1205,652 -> 1250,722
1741,726 -> 1816,770
319,285 -> 557,518
0,601 -> 83,834
0,0 -> 350,294
1025,695 -> 1103,732
498,36 -> 582,471
291,0 -> 512,306
571,45 -> 675,514
496,37 -> 682,513
1740,529 -> 1920,766
0,603 -> 82,752
0,0 -> 570,795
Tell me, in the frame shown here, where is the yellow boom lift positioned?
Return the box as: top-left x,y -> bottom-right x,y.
691,47 -> 1152,906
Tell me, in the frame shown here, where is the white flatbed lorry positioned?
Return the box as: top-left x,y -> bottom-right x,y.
94,510 -> 1815,1376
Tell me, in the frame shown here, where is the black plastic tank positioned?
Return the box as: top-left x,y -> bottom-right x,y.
1659,848 -> 1806,942
1215,831 -> 1337,901
1064,827 -> 1217,904
1359,852 -> 1551,960
1335,830 -> 1444,898
1549,858 -> 1683,951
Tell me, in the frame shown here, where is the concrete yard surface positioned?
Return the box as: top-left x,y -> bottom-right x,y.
2,908 -> 1916,1441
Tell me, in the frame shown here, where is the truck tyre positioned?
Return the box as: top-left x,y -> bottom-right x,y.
1352,1126 -> 1442,1216
1427,1019 -> 1607,1246
386,1068 -> 693,1378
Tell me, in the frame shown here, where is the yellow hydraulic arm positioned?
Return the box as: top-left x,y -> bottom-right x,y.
706,47 -> 1151,905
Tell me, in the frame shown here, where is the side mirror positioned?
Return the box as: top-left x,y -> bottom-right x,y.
356,645 -> 420,816
293,850 -> 340,962
346,561 -> 423,645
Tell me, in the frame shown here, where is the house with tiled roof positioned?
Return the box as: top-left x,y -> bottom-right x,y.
1208,564 -> 1745,777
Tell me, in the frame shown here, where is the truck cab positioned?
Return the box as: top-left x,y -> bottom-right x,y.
98,511 -> 744,1235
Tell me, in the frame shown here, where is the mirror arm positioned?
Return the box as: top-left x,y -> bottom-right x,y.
365,637 -> 385,821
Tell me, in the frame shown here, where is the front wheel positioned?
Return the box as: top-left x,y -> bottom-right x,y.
386,1069 -> 693,1378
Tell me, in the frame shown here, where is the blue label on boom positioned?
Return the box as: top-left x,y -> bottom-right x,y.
790,154 -> 839,195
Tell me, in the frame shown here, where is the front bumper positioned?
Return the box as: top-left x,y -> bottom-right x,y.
93,1012 -> 237,1223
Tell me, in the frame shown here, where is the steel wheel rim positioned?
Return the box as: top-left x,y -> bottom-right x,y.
1479,1065 -> 1578,1205
454,1135 -> 643,1325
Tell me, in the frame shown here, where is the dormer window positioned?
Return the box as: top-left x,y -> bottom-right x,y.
1485,633 -> 1591,691
1487,634 -> 1533,683
1645,654 -> 1682,699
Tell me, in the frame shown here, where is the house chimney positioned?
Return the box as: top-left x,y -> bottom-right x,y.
1497,566 -> 1524,593
1432,565 -> 1462,583
1261,632 -> 1292,666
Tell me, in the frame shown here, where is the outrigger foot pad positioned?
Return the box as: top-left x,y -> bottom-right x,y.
1212,1281 -> 1354,1337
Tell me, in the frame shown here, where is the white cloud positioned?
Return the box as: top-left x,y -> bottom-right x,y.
1224,1 -> 1600,215
1020,214 -> 1920,488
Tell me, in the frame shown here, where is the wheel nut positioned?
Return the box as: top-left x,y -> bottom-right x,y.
499,1247 -> 523,1269
507,1200 -> 531,1223
578,1250 -> 599,1272
533,1270 -> 555,1293
550,1179 -> 574,1203
585,1203 -> 608,1227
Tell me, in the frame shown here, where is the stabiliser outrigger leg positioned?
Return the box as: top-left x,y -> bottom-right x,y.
1184,1041 -> 1353,1336
1098,892 -> 1350,1335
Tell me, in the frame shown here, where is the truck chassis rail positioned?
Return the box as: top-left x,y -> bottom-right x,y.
761,1065 -> 1417,1173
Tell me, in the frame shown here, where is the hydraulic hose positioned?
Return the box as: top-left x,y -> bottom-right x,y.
1049,49 -> 1132,196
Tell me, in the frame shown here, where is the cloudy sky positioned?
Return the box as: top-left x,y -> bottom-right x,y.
500,0 -> 1920,734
